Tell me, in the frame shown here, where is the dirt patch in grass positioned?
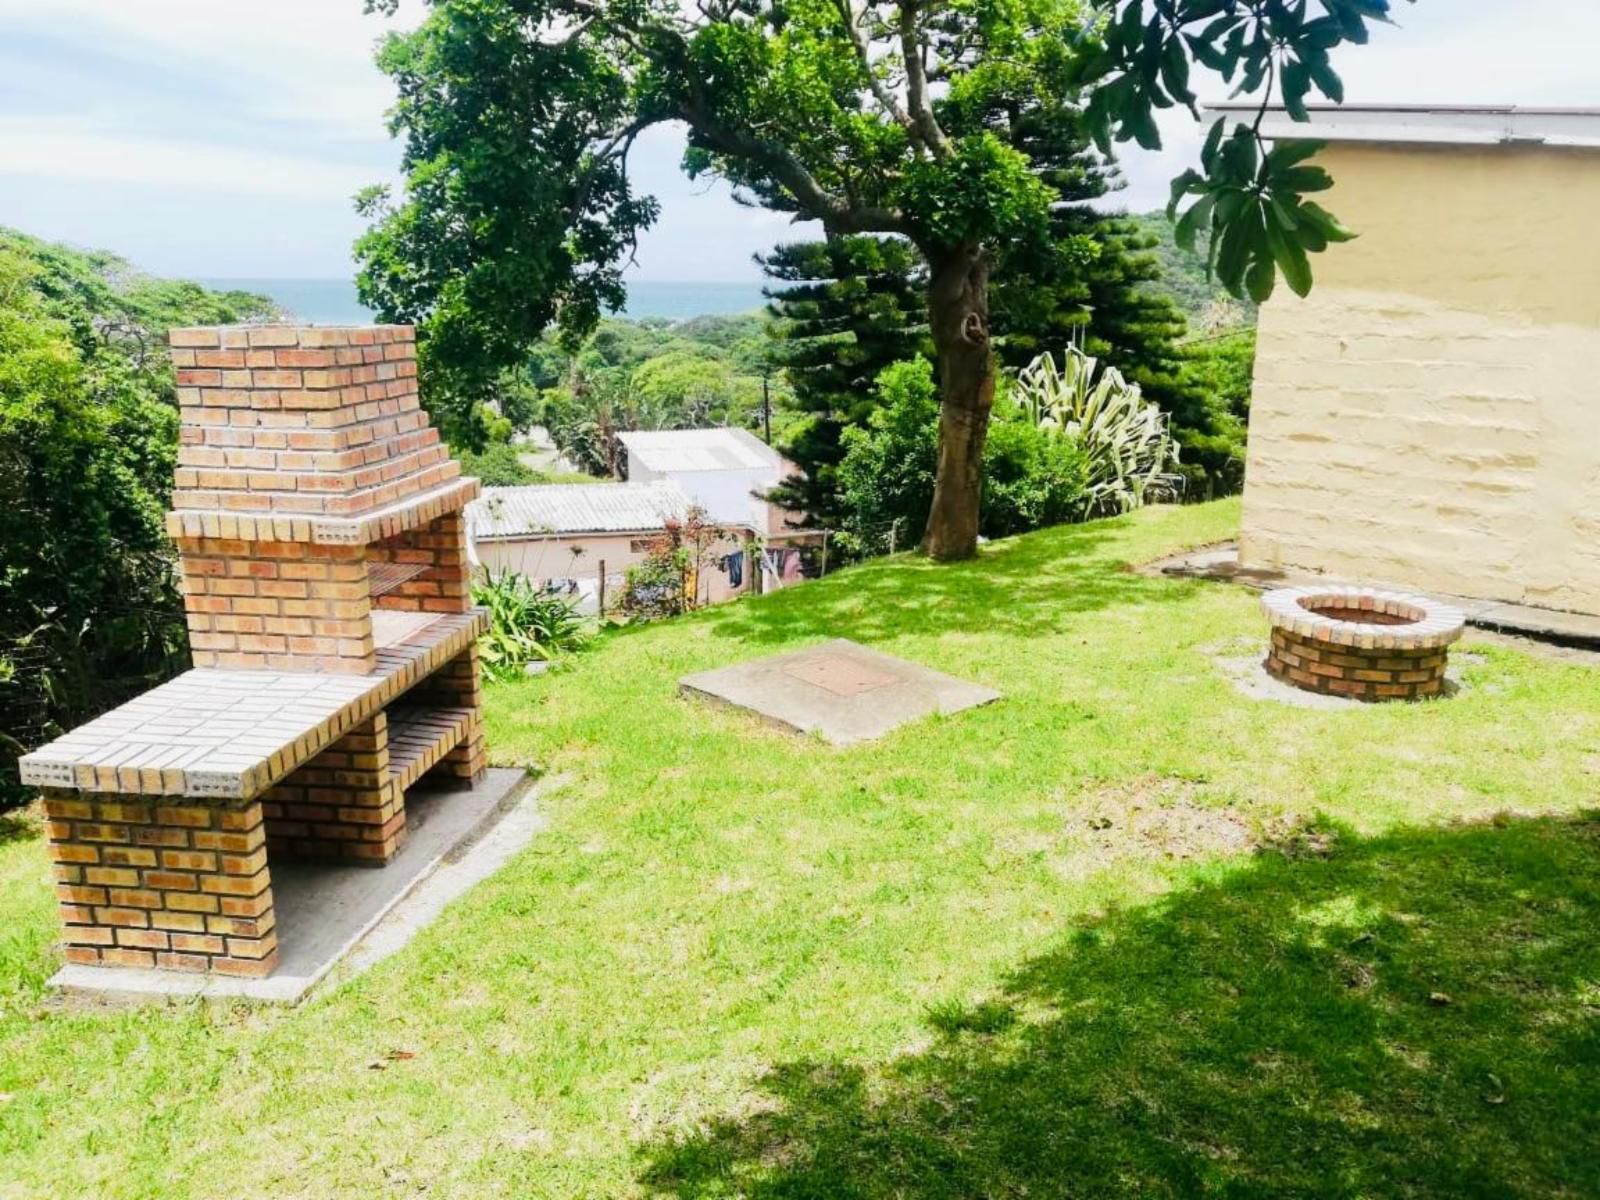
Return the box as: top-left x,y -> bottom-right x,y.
1060,776 -> 1257,875
1055,777 -> 1339,880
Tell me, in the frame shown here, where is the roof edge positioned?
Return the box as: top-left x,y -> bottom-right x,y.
1198,102 -> 1600,149
1204,102 -> 1600,115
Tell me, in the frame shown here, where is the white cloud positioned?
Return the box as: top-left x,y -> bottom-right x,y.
0,0 -> 420,149
1,0 -> 1594,279
0,119 -> 386,197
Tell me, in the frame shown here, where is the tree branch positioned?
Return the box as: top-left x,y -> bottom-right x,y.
568,0 -> 910,236
682,99 -> 909,234
570,114 -> 658,220
898,1 -> 949,157
834,0 -> 912,131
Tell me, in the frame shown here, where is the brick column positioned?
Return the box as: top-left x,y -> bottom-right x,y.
43,793 -> 278,976
409,646 -> 487,786
259,714 -> 406,865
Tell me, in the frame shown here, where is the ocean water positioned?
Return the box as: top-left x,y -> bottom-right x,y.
201,278 -> 768,325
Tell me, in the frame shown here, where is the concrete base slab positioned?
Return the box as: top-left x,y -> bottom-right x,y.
679,638 -> 1001,745
48,767 -> 541,1004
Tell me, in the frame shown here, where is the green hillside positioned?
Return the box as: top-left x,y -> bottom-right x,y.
1132,210 -> 1259,332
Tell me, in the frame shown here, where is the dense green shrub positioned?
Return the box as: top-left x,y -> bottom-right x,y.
835,359 -> 1092,554
450,441 -> 548,487
834,361 -> 941,555
1171,329 -> 1255,498
0,230 -> 274,811
618,507 -> 728,622
471,570 -> 587,681
619,554 -> 691,623
979,410 -> 1091,538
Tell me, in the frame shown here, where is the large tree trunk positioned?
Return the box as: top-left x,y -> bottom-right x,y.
920,244 -> 993,561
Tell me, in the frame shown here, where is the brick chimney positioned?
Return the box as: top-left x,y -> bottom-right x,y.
166,324 -> 480,674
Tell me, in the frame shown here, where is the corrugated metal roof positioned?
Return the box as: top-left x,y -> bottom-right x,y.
618,427 -> 779,473
466,481 -> 689,539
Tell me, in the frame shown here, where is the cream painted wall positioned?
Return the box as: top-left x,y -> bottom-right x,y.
1240,142 -> 1600,615
475,531 -> 752,605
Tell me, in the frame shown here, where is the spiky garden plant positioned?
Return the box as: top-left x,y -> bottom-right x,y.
1014,348 -> 1182,517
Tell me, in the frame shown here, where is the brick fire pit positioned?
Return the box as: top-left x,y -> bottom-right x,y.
1261,586 -> 1466,702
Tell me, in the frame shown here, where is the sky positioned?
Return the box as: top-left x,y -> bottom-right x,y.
0,0 -> 1595,283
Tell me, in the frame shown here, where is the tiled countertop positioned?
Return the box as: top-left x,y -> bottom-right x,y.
19,609 -> 486,801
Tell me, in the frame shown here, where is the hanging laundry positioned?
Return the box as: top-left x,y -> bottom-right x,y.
781,548 -> 803,582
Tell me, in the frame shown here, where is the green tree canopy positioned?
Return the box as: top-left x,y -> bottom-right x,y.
0,229 -> 275,808
762,235 -> 929,527
358,0 -> 1394,558
630,348 -> 761,427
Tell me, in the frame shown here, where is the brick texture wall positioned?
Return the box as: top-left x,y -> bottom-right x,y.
370,511 -> 473,615
1265,628 -> 1447,701
43,793 -> 278,976
169,325 -> 458,519
261,714 -> 407,865
178,536 -> 375,674
1240,143 -> 1600,616
404,647 -> 487,787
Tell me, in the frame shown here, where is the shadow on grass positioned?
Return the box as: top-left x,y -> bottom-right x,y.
697,519 -> 1194,646
639,813 -> 1600,1198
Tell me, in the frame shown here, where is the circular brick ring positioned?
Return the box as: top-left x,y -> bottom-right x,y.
1260,586 -> 1466,702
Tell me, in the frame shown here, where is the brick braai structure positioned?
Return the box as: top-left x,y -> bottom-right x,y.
19,325 -> 488,978
1261,586 -> 1466,702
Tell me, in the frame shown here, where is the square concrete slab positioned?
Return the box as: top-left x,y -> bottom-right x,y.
679,638 -> 1001,745
47,767 -> 544,1004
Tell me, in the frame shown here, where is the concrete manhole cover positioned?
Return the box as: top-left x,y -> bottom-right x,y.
782,653 -> 900,696
679,638 -> 1001,744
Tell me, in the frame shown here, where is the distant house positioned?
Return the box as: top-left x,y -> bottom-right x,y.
1222,103 -> 1600,617
467,429 -> 823,609
620,427 -> 824,586
618,427 -> 815,546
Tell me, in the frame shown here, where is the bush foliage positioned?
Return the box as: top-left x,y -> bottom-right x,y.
450,441 -> 548,487
619,506 -> 733,622
835,359 -> 1097,555
0,229 -> 274,810
471,570 -> 588,681
531,314 -> 783,479
837,350 -> 1184,553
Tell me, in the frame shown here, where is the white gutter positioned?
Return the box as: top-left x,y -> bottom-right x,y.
1201,103 -> 1600,150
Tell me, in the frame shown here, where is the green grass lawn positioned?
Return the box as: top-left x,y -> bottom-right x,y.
2,498 -> 1598,1199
